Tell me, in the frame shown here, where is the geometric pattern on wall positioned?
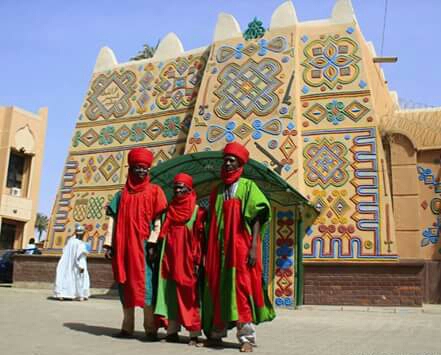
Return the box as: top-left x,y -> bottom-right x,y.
85,71 -> 136,120
76,152 -> 123,187
214,58 -> 282,119
154,56 -> 206,110
303,99 -> 369,126
216,36 -> 288,63
72,115 -> 189,149
206,118 -> 282,143
52,159 -> 78,234
311,189 -> 351,225
274,210 -> 295,308
417,165 -> 441,247
53,190 -> 114,251
302,36 -> 360,89
303,137 -> 349,188
303,128 -> 397,260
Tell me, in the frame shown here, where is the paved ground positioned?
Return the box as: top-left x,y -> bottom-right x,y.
1,286 -> 441,355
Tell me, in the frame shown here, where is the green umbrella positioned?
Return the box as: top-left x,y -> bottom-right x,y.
150,151 -> 314,209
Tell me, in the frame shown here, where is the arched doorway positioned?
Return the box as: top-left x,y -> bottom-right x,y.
150,152 -> 317,307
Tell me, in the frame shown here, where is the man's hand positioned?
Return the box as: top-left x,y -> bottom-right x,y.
147,242 -> 157,262
79,268 -> 84,274
247,247 -> 257,267
194,264 -> 200,276
104,247 -> 113,260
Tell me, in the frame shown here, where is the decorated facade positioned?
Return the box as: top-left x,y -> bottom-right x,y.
44,0 -> 441,306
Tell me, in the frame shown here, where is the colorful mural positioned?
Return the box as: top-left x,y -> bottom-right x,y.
418,165 -> 441,249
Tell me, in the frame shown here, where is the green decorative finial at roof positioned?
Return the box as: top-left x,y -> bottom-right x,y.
243,17 -> 265,41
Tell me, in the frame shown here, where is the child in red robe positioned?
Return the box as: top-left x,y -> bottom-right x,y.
155,173 -> 206,346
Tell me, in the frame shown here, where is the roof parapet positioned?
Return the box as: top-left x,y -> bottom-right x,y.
270,0 -> 298,30
153,32 -> 184,61
93,47 -> 118,73
213,12 -> 242,42
331,0 -> 357,24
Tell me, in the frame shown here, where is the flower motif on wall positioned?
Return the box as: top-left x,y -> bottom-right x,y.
99,126 -> 115,145
130,122 -> 147,142
162,116 -> 181,137
326,100 -> 345,125
302,36 -> 360,89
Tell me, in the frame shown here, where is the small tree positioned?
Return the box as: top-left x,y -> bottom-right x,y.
34,213 -> 49,242
130,41 -> 159,61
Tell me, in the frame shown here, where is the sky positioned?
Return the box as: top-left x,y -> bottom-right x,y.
0,0 -> 440,216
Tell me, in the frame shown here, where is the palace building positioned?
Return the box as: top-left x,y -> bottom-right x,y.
0,106 -> 47,250
41,0 -> 441,306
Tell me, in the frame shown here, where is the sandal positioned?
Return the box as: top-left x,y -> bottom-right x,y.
144,332 -> 159,342
240,342 -> 253,352
204,338 -> 223,348
112,330 -> 134,339
162,333 -> 179,343
189,337 -> 204,347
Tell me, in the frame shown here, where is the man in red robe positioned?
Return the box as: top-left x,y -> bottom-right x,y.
155,173 -> 205,346
204,142 -> 275,352
106,147 -> 167,340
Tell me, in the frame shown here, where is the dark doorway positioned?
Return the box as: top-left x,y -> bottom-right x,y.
0,222 -> 16,249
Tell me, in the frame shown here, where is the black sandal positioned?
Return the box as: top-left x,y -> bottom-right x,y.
112,330 -> 134,339
144,332 -> 159,342
189,337 -> 204,347
164,333 -> 180,343
204,338 -> 223,348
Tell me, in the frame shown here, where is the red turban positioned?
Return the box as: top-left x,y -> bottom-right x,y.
223,142 -> 249,165
174,173 -> 193,189
128,147 -> 153,167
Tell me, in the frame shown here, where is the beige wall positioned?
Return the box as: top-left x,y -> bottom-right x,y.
389,133 -> 441,260
389,134 -> 420,258
0,106 -> 48,249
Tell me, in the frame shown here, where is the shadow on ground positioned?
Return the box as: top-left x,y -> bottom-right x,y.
64,322 -> 130,338
63,322 -> 240,349
89,293 -> 118,300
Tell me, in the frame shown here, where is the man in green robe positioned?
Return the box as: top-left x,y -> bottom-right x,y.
204,142 -> 275,352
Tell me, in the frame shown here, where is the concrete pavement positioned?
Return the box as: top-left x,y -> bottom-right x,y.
1,286 -> 441,355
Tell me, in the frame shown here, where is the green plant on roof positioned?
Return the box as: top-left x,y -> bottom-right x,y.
243,17 -> 265,41
131,41 -> 159,61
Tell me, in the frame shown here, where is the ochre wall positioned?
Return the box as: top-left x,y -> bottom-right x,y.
0,106 -> 48,248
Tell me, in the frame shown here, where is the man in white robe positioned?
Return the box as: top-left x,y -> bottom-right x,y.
53,225 -> 90,301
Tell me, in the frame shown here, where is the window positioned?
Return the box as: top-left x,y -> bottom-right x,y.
6,152 -> 25,189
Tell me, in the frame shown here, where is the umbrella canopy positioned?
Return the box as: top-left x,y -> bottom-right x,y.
150,151 -> 314,208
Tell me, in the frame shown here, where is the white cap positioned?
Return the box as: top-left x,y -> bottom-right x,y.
75,225 -> 85,233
